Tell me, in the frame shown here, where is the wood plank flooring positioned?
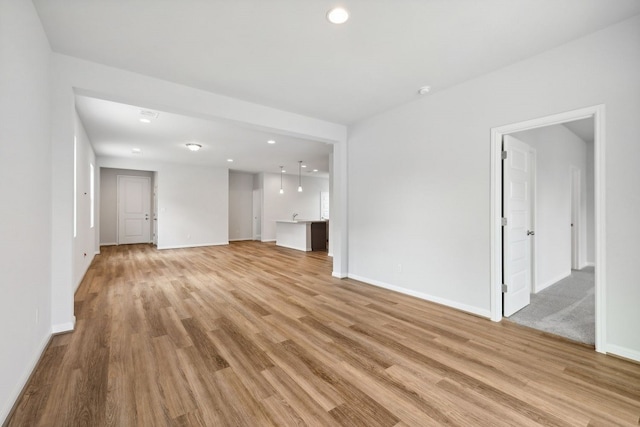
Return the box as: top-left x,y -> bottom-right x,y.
7,242 -> 640,426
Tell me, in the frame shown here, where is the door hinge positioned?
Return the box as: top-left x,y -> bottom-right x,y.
501,217 -> 507,226
502,284 -> 508,293
501,151 -> 508,160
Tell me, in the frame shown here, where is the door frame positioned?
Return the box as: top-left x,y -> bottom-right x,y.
490,105 -> 606,353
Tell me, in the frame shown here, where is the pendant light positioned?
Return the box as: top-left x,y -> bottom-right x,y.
298,161 -> 303,192
279,166 -> 284,194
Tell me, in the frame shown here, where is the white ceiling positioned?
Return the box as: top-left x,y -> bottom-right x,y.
75,95 -> 332,176
34,1 -> 640,125
35,1 -> 639,175
563,118 -> 595,144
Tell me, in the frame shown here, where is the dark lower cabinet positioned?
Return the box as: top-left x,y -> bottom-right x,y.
310,222 -> 327,251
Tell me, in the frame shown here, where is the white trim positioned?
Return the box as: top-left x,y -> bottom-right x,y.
348,274 -> 492,319
534,270 -> 571,294
100,242 -> 117,246
0,332 -> 52,424
332,271 -> 347,279
606,344 -> 640,363
585,262 -> 596,268
229,238 -> 253,242
261,239 -> 276,243
52,317 -> 76,334
157,242 -> 228,250
490,104 -> 606,353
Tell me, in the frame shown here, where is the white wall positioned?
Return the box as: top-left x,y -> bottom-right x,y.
99,168 -> 154,245
261,173 -> 330,241
73,111 -> 97,290
98,157 -> 229,249
512,124 -> 591,291
229,171 -> 254,241
347,15 -> 640,359
0,0 -> 53,422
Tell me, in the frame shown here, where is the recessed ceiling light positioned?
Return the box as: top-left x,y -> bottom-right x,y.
227,159 -> 234,162
139,118 -> 151,124
313,169 -> 318,172
267,140 -> 276,144
327,7 -> 349,24
282,170 -> 286,173
418,86 -> 431,95
186,143 -> 202,151
301,164 -> 307,168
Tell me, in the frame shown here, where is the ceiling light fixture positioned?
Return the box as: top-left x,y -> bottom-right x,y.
186,143 -> 202,151
268,140 -> 276,144
327,7 -> 349,24
279,166 -> 284,194
298,161 -> 303,192
139,118 -> 151,124
313,169 -> 318,172
227,159 -> 234,162
418,86 -> 431,95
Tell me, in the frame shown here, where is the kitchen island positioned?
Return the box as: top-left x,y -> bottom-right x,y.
275,220 -> 328,252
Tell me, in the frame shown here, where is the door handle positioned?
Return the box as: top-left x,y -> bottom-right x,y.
527,230 -> 535,236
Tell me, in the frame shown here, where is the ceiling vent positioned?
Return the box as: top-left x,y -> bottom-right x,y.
140,109 -> 159,119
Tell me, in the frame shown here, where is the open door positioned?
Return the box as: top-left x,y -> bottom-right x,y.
503,135 -> 533,316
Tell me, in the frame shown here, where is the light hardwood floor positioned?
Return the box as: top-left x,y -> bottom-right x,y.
7,242 -> 640,426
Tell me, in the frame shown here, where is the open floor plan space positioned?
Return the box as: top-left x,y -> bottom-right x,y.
7,243 -> 640,426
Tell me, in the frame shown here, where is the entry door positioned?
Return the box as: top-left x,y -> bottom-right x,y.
503,135 -> 533,316
117,176 -> 151,244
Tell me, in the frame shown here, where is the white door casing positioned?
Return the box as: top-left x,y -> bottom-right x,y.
503,135 -> 532,317
117,175 -> 151,244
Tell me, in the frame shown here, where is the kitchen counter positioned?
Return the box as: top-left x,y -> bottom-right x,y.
276,220 -> 328,251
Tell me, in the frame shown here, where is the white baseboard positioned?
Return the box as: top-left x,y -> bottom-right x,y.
332,271 -> 347,279
100,242 -> 117,246
229,238 -> 253,242
347,274 -> 491,319
606,344 -> 640,363
52,317 -> 75,334
327,252 -> 333,257
585,262 -> 595,267
157,242 -> 228,250
534,270 -> 571,293
0,331 -> 52,424
261,239 -> 276,243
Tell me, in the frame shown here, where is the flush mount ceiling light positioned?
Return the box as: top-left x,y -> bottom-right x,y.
139,118 -> 151,124
186,143 -> 202,151
327,7 -> 349,24
268,140 -> 276,144
418,86 -> 431,95
227,158 -> 234,162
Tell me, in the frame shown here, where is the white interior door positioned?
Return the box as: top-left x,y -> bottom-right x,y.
118,175 -> 151,244
503,135 -> 533,316
252,189 -> 261,241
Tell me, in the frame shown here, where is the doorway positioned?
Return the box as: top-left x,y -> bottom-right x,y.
490,105 -> 605,353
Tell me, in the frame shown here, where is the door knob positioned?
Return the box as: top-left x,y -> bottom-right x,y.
527,230 -> 535,236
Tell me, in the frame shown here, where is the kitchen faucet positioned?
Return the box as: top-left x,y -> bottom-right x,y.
292,213 -> 298,221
